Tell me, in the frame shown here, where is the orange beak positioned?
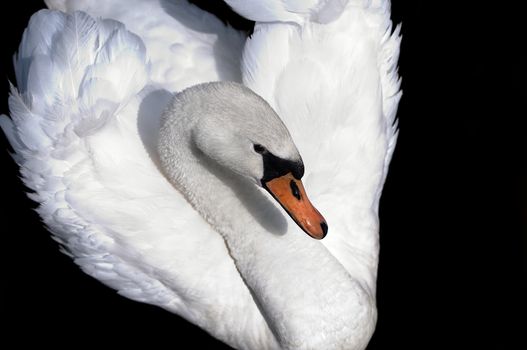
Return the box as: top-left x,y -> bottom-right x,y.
263,172 -> 328,239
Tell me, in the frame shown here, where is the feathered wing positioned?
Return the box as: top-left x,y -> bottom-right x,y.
1,8 -> 276,350
239,0 -> 402,293
1,11 -> 151,293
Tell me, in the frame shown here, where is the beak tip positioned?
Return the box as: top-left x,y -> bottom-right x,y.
320,221 -> 328,238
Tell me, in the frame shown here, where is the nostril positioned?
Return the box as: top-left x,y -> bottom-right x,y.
320,222 -> 328,238
289,180 -> 301,200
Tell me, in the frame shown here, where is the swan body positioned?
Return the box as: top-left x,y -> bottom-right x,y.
1,1 -> 401,349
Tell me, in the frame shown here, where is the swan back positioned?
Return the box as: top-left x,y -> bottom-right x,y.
224,0 -> 349,24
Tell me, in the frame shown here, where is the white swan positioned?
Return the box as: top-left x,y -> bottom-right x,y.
1,0 -> 401,349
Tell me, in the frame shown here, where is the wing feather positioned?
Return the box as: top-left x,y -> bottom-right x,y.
1,7 -> 273,348
1,8 -> 193,319
241,0 -> 402,292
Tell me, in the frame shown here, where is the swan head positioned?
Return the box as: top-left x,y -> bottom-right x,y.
160,82 -> 327,239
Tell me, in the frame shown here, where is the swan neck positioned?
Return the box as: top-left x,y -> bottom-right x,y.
157,93 -> 375,348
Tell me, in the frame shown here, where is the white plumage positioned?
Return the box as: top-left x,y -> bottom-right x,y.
1,0 -> 401,349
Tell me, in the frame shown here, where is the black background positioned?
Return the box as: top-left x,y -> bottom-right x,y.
1,1 -> 525,349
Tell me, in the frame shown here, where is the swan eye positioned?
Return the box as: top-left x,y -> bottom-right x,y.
253,144 -> 267,154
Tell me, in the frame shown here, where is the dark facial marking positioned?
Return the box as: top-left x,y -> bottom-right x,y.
290,179 -> 301,200
260,151 -> 304,184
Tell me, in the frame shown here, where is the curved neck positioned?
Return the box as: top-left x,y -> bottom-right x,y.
159,107 -> 375,348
